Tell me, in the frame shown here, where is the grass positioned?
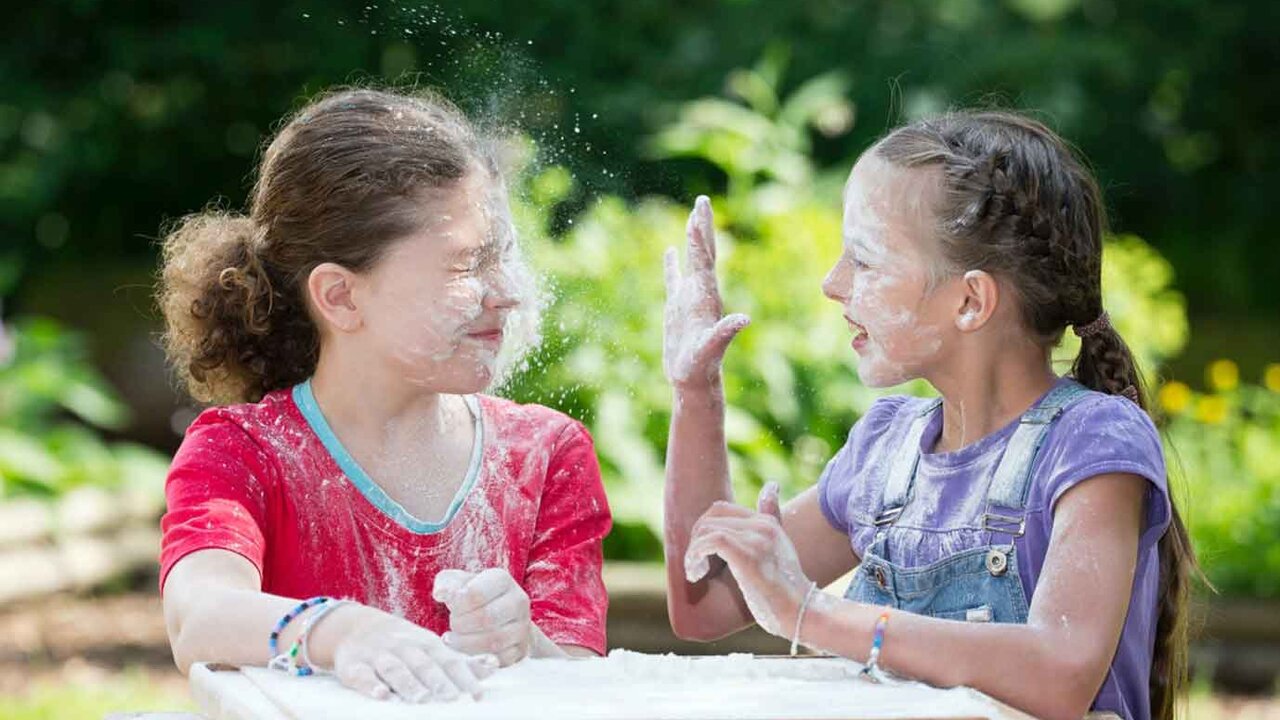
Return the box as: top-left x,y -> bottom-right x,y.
0,667 -> 193,720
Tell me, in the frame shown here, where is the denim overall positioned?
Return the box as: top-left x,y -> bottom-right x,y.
845,381 -> 1091,625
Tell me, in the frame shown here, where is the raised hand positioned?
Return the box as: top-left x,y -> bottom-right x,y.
662,196 -> 750,391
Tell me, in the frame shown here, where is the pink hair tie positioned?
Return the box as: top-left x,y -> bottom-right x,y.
1073,311 -> 1111,339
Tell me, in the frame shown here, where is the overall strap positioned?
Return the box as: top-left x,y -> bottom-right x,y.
982,380 -> 1093,539
874,398 -> 943,527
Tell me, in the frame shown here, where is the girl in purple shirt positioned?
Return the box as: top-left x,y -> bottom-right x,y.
662,112 -> 1196,720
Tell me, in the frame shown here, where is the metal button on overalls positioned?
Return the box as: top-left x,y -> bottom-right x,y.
873,566 -> 888,588
985,548 -> 1008,576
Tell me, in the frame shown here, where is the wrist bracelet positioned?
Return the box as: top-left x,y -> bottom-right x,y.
268,596 -> 331,674
859,610 -> 891,683
299,599 -> 351,674
789,581 -> 818,656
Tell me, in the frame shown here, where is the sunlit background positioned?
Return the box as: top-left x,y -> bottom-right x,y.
1,1 -> 1277,717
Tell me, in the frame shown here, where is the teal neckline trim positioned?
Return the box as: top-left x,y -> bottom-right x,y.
291,379 -> 484,534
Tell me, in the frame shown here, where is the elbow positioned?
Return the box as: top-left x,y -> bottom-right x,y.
1030,653 -> 1108,720
666,603 -> 739,643
669,614 -> 716,642
666,600 -> 717,642
163,593 -> 202,676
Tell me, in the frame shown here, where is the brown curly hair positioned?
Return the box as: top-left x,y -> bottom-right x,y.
876,111 -> 1197,720
158,88 -> 497,405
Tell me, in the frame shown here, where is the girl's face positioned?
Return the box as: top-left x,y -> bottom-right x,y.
358,171 -> 529,393
821,152 -> 957,388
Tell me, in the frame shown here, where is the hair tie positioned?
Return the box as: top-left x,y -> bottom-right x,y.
1073,311 -> 1111,339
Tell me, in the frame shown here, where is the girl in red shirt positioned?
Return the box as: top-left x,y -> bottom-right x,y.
156,88 -> 611,703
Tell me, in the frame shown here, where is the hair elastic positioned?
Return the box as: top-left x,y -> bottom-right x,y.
1073,311 -> 1112,339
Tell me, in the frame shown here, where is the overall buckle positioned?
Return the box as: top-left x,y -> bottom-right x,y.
981,511 -> 1026,538
874,507 -> 903,526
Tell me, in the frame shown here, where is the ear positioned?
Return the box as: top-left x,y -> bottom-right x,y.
306,262 -> 363,334
955,269 -> 999,333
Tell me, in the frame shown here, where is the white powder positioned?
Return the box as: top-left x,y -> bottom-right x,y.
229,651 -> 1033,719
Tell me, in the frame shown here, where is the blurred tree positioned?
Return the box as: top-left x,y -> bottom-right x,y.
1,0 -> 1277,323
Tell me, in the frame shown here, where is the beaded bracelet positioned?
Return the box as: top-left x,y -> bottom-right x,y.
299,599 -> 351,674
859,610 -> 891,683
267,596 -> 331,675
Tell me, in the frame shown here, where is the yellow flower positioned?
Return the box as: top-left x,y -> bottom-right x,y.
1206,359 -> 1239,392
1195,395 -> 1229,425
1265,363 -> 1280,393
1157,381 -> 1193,415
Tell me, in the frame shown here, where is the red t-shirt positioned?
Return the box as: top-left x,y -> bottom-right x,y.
159,382 -> 611,654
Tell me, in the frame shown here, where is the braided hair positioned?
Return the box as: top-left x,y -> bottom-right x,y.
875,111 -> 1195,720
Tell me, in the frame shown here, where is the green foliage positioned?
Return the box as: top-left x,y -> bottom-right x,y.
1157,367 -> 1280,598
504,64 -> 1234,572
0,316 -> 169,500
4,1 -> 1278,318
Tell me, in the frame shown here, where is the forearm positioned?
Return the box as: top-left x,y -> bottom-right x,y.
167,582 -> 382,674
800,595 -> 1100,720
663,383 -> 754,639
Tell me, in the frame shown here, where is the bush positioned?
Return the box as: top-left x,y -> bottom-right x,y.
504,61 -> 1279,590
0,314 -> 168,501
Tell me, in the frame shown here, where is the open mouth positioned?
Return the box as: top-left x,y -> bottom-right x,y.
845,316 -> 870,342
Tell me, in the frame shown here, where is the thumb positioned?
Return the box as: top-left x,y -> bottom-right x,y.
756,480 -> 782,522
693,313 -> 751,368
433,569 -> 475,606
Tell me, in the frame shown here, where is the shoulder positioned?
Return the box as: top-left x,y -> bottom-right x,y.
474,395 -> 591,450
1031,386 -> 1167,519
178,389 -> 297,455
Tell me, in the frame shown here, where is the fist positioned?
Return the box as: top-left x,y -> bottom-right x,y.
434,568 -> 533,667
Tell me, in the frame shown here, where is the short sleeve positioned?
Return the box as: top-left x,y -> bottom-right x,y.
817,396 -> 911,536
159,415 -> 274,593
1037,394 -> 1170,549
523,421 -> 612,655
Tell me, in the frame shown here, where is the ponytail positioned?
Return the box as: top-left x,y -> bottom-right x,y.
1071,310 -> 1197,720
158,212 -> 318,404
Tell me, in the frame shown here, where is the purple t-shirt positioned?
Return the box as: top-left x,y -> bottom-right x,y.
818,381 -> 1170,720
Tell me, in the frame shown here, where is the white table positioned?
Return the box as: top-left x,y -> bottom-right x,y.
189,653 -> 1039,720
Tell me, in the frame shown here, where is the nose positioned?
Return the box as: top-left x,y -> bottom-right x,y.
822,257 -> 852,304
484,264 -> 523,310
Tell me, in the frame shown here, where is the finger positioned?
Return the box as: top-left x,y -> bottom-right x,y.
446,618 -> 528,654
439,655 -> 485,700
468,653 -> 500,679
449,568 -> 519,614
400,646 -> 459,701
687,195 -> 718,276
756,481 -> 782,522
373,654 -> 430,703
448,594 -> 528,634
337,662 -> 392,701
496,642 -> 528,667
697,499 -> 759,521
686,522 -> 774,575
433,569 -> 475,605
691,313 -> 750,367
663,247 -> 680,299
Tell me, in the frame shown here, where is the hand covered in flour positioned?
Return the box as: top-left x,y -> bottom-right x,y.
329,608 -> 497,703
434,568 -> 534,667
662,195 -> 751,390
683,482 -> 813,638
